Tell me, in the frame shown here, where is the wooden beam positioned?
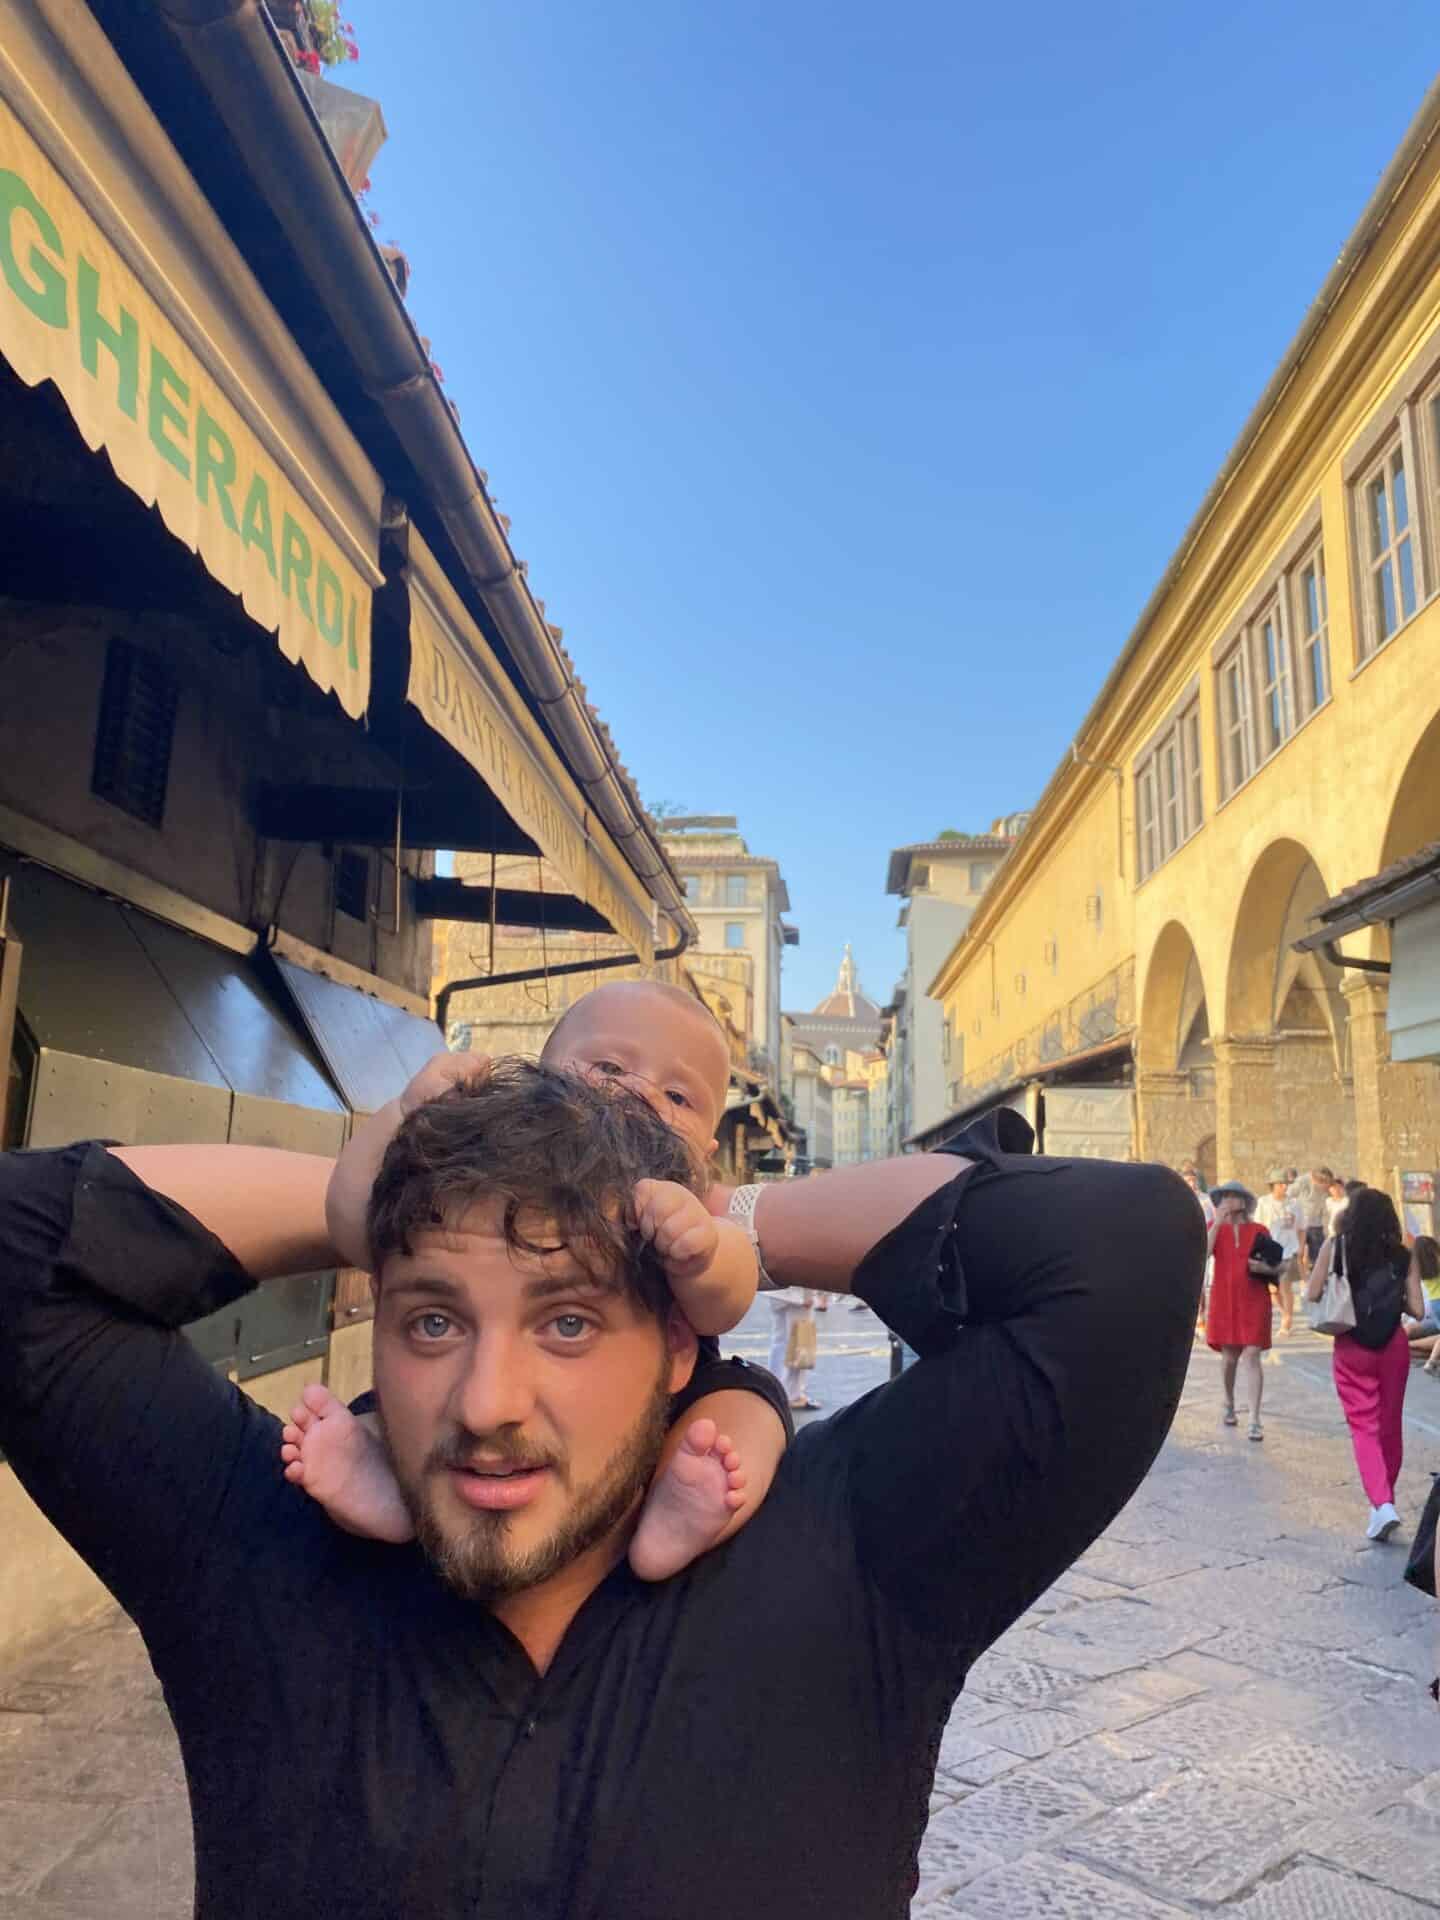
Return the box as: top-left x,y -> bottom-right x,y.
257,785 -> 539,855
414,877 -> 611,933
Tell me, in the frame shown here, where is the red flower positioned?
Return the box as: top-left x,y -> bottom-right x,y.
297,48 -> 321,72
347,42 -> 360,59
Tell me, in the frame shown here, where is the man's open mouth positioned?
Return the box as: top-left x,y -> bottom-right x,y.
447,1463 -> 552,1511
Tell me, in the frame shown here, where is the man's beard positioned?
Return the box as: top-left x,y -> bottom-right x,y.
380,1364 -> 674,1602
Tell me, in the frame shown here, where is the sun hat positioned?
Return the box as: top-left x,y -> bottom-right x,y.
1210,1179 -> 1256,1207
1266,1166 -> 1287,1183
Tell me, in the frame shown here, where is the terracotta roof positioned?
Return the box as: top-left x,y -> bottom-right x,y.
1315,840 -> 1440,919
886,839 -> 1013,894
1294,838 -> 1440,948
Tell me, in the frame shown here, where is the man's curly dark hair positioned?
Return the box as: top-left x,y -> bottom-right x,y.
366,1060 -> 702,1317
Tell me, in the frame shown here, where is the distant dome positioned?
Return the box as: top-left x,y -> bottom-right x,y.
813,945 -> 880,1021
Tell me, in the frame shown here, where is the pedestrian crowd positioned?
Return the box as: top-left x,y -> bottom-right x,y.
1181,1157 -> 1440,1547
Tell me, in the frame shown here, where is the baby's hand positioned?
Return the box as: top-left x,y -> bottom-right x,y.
634,1179 -> 718,1287
634,1180 -> 757,1336
327,1052 -> 492,1270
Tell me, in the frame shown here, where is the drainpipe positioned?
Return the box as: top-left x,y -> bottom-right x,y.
149,0 -> 689,929
436,929 -> 690,1036
1322,942 -> 1390,976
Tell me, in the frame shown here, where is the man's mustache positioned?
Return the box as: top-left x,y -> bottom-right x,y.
424,1432 -> 566,1479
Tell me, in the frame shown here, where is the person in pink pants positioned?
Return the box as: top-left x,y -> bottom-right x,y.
1307,1188 -> 1425,1541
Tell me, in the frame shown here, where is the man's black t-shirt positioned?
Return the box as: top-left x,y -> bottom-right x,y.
0,1121 -> 1202,1918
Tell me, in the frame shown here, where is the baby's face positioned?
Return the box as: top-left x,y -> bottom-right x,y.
544,986 -> 730,1165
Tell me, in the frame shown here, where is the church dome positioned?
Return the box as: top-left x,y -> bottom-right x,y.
813,945 -> 880,1020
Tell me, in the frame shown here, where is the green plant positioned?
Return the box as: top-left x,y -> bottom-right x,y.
290,0 -> 359,74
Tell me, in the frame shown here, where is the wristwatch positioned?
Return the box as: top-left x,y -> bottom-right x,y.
727,1183 -> 776,1289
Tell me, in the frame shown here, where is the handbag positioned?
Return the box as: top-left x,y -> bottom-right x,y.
1306,1234 -> 1356,1336
785,1316 -> 817,1371
1249,1231 -> 1286,1277
1405,1473 -> 1440,1597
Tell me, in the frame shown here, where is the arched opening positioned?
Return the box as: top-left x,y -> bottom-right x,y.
1138,921 -> 1215,1168
1223,841 -> 1353,1184
1382,707 -> 1440,869
1355,711 -> 1440,1189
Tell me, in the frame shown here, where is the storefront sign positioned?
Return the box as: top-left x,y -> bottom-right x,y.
406,546 -> 655,963
0,95 -> 372,719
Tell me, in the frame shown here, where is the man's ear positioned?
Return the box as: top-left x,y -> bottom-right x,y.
707,1135 -> 719,1158
664,1304 -> 700,1396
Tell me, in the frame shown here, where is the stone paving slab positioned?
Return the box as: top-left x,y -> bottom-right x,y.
1223,1863 -> 1439,1919
4,1318 -> 1440,1916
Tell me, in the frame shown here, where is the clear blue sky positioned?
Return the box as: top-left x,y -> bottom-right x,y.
352,2 -> 1435,1011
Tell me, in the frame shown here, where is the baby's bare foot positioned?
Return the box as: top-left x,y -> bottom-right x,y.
629,1417 -> 746,1582
279,1383 -> 414,1544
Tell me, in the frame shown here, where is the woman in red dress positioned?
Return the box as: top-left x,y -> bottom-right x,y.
1207,1181 -> 1282,1442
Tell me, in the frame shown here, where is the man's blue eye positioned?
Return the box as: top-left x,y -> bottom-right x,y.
415,1313 -> 453,1340
552,1315 -> 589,1340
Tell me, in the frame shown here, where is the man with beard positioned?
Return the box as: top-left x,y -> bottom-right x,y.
0,1055 -> 1202,1918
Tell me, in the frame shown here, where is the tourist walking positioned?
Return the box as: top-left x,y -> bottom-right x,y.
1181,1166 -> 1215,1328
1305,1188 -> 1425,1539
1255,1169 -> 1301,1333
768,1286 -> 821,1410
1288,1165 -> 1332,1271
1206,1180 -> 1284,1441
1412,1238 -> 1440,1373
1325,1175 -> 1351,1236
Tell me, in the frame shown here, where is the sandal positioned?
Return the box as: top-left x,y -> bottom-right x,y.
789,1397 -> 823,1411
1248,1421 -> 1264,1443
1222,1406 -> 1238,1427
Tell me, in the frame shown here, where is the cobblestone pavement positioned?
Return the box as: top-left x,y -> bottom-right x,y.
5,1303 -> 1440,1915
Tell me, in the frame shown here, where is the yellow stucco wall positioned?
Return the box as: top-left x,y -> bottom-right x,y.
0,1465 -> 112,1664
325,1318 -> 375,1408
932,112 -> 1440,1187
939,778 -> 1130,1101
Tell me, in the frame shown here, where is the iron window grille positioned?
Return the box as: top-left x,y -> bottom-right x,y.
334,848 -> 372,922
91,639 -> 179,829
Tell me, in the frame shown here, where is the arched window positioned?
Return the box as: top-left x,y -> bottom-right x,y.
824,1046 -> 840,1066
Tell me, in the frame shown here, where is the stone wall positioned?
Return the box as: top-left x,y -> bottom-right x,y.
1138,1069 -> 1216,1175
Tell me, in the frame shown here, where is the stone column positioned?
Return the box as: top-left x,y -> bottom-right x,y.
1344,972 -> 1440,1190
1137,1068 -> 1205,1170
1212,1034 -> 1278,1188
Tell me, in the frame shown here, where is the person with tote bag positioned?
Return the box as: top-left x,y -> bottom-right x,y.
767,1286 -> 821,1411
1305,1188 -> 1426,1541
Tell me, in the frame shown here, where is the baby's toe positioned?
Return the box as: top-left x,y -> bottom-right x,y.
302,1382 -> 336,1416
684,1417 -> 718,1456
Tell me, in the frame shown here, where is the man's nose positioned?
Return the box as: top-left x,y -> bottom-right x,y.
452,1327 -> 536,1438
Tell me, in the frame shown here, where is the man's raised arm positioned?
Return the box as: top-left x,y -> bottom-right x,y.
744,1115 -> 1205,1658
108,1145 -> 336,1277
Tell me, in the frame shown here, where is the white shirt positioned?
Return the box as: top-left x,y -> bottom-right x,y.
1255,1193 -> 1300,1259
1324,1195 -> 1348,1235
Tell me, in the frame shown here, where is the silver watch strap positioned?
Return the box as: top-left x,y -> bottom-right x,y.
727,1183 -> 775,1288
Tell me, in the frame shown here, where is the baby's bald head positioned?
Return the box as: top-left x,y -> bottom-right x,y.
540,981 -> 732,1160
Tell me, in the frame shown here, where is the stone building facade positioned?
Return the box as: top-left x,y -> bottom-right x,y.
926,90 -> 1440,1194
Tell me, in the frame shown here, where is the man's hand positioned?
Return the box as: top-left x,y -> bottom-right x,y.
326,1052 -> 491,1271
633,1179 -> 757,1337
